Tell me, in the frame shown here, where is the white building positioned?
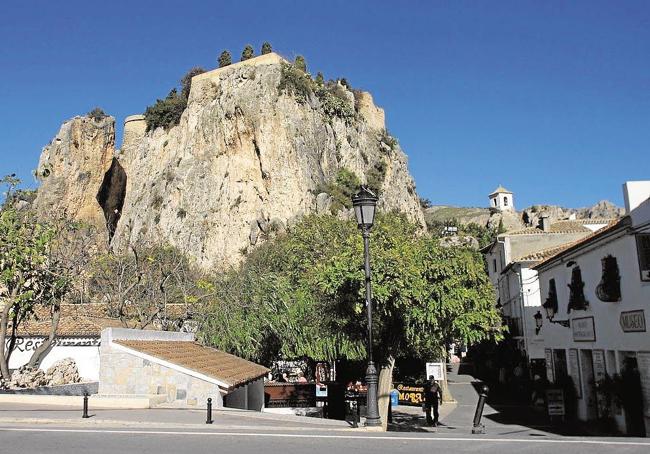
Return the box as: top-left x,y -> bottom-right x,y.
533,182 -> 650,436
483,219 -> 600,372
489,185 -> 515,211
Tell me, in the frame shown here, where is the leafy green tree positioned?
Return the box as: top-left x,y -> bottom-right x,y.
218,50 -> 232,68
261,42 -> 272,55
88,244 -> 209,330
0,177 -> 79,378
315,72 -> 324,85
241,45 -> 254,61
180,66 -> 206,99
294,55 -> 307,72
199,212 -> 502,428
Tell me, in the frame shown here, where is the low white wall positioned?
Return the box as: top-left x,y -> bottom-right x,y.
7,337 -> 100,381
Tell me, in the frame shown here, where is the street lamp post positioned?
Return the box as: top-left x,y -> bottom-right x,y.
352,186 -> 381,427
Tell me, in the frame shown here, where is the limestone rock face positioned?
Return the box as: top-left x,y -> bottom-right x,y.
45,358 -> 81,386
3,358 -> 81,389
33,115 -> 115,231
35,54 -> 424,269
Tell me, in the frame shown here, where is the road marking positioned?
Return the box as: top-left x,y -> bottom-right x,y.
0,427 -> 649,446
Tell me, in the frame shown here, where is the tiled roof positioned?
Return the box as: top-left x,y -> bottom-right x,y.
516,243 -> 580,262
114,340 -> 269,390
533,219 -> 627,270
504,220 -> 592,236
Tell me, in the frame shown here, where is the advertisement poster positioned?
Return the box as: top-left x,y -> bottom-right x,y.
568,349 -> 582,399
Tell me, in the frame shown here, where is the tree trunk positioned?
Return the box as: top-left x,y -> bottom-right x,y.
27,303 -> 61,368
377,355 -> 395,431
5,311 -> 20,365
0,300 -> 12,379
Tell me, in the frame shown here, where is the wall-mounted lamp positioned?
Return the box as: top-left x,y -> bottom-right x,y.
534,311 -> 543,335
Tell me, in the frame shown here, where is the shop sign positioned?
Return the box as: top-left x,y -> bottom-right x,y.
545,348 -> 554,383
620,310 -> 646,333
568,349 -> 582,399
396,383 -> 424,406
546,389 -> 565,416
425,362 -> 444,381
572,316 -> 596,342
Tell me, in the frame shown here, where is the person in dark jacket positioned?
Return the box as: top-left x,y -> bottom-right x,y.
423,375 -> 443,426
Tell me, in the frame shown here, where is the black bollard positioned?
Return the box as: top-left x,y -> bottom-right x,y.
352,399 -> 358,428
206,397 -> 213,424
471,385 -> 489,434
82,392 -> 89,419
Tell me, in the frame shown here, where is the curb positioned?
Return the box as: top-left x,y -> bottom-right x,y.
0,417 -> 355,432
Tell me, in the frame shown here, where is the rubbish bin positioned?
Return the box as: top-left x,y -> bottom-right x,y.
390,389 -> 399,407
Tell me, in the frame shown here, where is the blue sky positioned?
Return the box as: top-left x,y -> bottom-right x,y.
1,0 -> 648,208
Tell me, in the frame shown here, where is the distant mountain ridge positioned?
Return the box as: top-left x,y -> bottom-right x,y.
424,200 -> 624,233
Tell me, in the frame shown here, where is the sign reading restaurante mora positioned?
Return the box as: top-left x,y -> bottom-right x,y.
620,310 -> 646,333
572,316 -> 596,342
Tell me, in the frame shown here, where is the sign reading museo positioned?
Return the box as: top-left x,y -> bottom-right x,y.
620,310 -> 646,333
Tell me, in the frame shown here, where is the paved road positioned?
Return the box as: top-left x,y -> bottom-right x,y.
1,364 -> 648,452
0,424 -> 649,454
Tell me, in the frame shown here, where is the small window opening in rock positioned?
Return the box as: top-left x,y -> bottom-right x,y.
96,158 -> 127,243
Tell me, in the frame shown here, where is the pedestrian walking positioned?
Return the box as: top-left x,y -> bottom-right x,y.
423,375 -> 443,426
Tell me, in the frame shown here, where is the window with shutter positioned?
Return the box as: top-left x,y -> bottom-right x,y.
637,234 -> 650,281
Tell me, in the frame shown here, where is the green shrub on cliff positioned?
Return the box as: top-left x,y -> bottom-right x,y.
294,55 -> 307,72
180,67 -> 206,98
144,67 -> 207,132
87,107 -> 108,122
144,89 -> 186,132
278,62 -> 315,103
261,42 -> 272,55
367,159 -> 387,194
316,168 -> 361,212
218,51 -> 232,68
241,45 -> 254,61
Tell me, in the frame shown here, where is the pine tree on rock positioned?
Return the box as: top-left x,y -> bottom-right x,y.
241,45 -> 254,61
315,72 -> 324,85
261,42 -> 272,55
294,55 -> 307,72
218,51 -> 232,68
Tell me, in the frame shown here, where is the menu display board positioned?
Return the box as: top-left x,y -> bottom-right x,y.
545,348 -> 555,383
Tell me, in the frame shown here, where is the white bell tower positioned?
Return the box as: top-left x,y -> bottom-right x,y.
489,185 -> 514,211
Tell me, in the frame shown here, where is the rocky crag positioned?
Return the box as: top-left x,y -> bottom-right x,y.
33,53 -> 424,268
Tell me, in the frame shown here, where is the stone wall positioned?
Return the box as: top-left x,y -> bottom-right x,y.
98,329 -> 222,408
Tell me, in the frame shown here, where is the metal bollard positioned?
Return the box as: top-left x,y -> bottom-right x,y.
82,392 -> 89,419
206,397 -> 213,424
352,398 -> 358,428
471,385 -> 489,434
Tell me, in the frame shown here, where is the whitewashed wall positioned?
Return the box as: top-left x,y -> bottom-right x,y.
7,337 -> 100,381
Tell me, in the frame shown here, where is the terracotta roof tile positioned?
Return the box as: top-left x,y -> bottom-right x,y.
114,340 -> 269,389
504,220 -> 592,236
532,219 -> 627,270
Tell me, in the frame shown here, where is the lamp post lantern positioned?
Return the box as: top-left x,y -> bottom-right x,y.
534,310 -> 543,335
352,186 -> 381,427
